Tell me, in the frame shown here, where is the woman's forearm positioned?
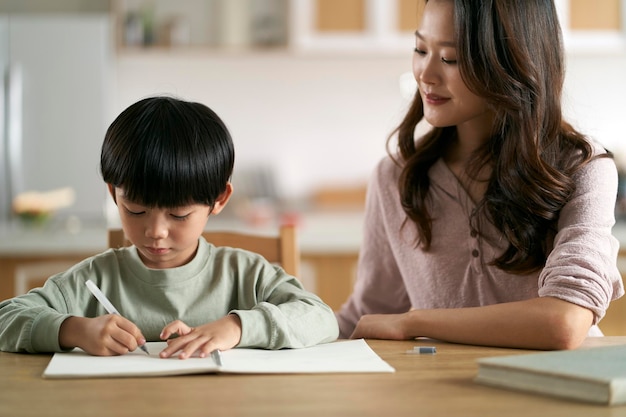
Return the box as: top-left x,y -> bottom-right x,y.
351,297 -> 593,350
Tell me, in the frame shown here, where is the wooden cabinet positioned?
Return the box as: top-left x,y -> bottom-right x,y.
569,0 -> 622,30
314,0 -> 366,32
0,254 -> 96,301
291,0 -> 419,53
111,0 -> 625,54
0,225 -> 106,301
302,253 -> 357,311
112,0 -> 424,53
601,292 -> 626,336
556,0 -> 625,52
599,253 -> 626,336
295,0 -> 626,54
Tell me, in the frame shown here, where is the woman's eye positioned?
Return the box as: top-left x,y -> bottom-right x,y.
414,47 -> 427,56
441,57 -> 457,64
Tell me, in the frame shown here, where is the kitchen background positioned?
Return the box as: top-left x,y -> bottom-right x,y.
2,0 -> 626,223
1,0 -> 626,329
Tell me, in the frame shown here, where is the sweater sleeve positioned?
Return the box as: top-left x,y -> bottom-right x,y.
538,152 -> 624,323
231,265 -> 339,349
335,158 -> 411,338
0,278 -> 72,353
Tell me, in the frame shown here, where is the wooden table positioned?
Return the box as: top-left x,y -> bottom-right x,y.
2,337 -> 625,417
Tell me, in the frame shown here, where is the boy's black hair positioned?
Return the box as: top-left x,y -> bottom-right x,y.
100,96 -> 234,209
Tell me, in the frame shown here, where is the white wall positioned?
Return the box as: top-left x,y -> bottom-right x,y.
113,50 -> 626,200
114,51 -> 412,199
563,53 -> 626,164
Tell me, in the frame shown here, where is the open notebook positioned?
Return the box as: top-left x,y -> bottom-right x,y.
43,339 -> 395,379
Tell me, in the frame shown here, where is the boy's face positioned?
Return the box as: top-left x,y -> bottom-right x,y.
108,184 -> 232,269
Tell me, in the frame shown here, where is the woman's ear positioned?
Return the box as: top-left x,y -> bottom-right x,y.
211,183 -> 233,215
107,184 -> 118,205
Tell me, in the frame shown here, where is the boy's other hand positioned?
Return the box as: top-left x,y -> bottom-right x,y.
158,314 -> 242,360
59,315 -> 147,356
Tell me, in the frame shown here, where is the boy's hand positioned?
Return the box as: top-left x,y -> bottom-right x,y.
158,314 -> 242,360
59,315 -> 147,356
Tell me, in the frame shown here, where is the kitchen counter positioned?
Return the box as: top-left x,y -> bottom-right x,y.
4,213 -> 626,256
1,215 -> 625,311
0,221 -> 108,256
0,210 -> 364,256
0,211 -> 365,307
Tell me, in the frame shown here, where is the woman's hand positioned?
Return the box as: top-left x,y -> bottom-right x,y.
158,314 -> 242,360
350,313 -> 411,340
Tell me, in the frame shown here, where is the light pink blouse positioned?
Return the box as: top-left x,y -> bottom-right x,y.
336,148 -> 624,338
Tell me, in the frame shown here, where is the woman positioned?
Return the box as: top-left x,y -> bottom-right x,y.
336,0 -> 623,350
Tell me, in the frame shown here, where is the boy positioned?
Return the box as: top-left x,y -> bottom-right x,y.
0,96 -> 339,359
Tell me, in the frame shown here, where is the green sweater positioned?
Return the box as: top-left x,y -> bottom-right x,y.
0,238 -> 339,353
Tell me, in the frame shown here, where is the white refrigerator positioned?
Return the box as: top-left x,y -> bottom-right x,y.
0,11 -> 113,223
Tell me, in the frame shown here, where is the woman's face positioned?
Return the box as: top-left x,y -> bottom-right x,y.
413,0 -> 494,139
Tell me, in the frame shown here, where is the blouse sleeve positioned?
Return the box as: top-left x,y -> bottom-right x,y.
538,149 -> 624,324
335,158 -> 411,338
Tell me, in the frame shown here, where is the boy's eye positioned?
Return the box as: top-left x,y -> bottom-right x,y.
125,208 -> 145,216
171,214 -> 189,220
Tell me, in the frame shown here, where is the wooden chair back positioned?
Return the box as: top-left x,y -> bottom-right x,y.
107,225 -> 300,276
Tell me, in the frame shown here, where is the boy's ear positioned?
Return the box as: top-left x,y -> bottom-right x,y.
107,184 -> 118,205
211,183 -> 233,215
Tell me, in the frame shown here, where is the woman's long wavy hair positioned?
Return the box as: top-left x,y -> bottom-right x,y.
388,0 -> 609,274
